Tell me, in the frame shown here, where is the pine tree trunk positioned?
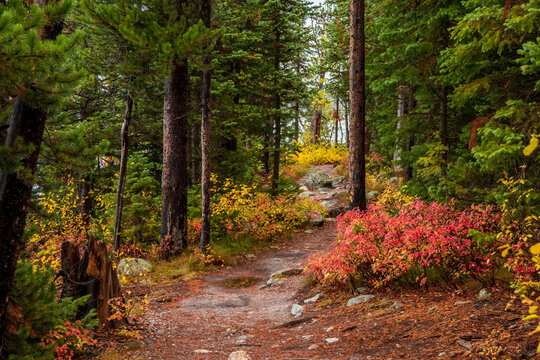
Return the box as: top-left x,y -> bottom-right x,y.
113,93 -> 133,256
0,10 -> 64,351
0,98 -> 46,355
405,86 -> 416,180
348,0 -> 366,210
78,176 -> 92,230
200,0 -> 212,253
393,85 -> 406,174
335,97 -> 339,145
271,32 -> 281,193
161,56 -> 189,259
344,99 -> 349,148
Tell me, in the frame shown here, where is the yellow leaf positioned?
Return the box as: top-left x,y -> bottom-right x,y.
524,136 -> 538,156
531,243 -> 540,255
502,248 -> 510,258
523,314 -> 538,321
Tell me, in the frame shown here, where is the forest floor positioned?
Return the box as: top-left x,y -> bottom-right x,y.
96,222 -> 538,360
94,166 -> 539,360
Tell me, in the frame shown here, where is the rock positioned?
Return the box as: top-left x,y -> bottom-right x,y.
325,326 -> 334,332
317,187 -> 332,194
302,335 -> 314,341
325,338 -> 339,344
308,344 -> 319,350
455,339 -> 472,350
228,351 -> 252,360
478,288 -> 491,300
347,295 -> 375,306
245,254 -> 255,259
305,172 -> 333,189
304,229 -> 314,234
291,304 -> 304,317
366,191 -> 379,200
355,287 -> 369,294
117,258 -> 152,277
438,352 -> 446,357
453,300 -> 472,306
194,349 -> 212,354
321,200 -> 337,209
235,335 -> 248,344
390,301 -> 403,311
427,305 -> 438,313
299,191 -> 315,198
300,185 -> 309,191
332,176 -> 345,185
304,294 -> 321,304
375,173 -> 384,181
266,276 -> 284,286
306,211 -> 324,227
388,177 -> 399,184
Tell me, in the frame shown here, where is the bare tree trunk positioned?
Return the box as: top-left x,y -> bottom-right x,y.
404,86 -> 416,181
343,99 -> 349,148
335,97 -> 339,145
348,0 -> 366,210
78,176 -> 92,229
272,31 -> 281,194
393,85 -> 406,174
200,0 -> 212,253
161,56 -> 189,259
191,120 -> 200,184
113,93 -> 133,256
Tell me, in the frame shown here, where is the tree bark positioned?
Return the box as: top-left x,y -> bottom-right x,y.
78,176 -> 92,229
335,97 -> 339,145
343,99 -> 349,148
113,93 -> 133,256
200,0 -> 212,253
348,0 -> 366,210
271,31 -> 281,194
160,56 -> 189,259
0,9 -> 64,352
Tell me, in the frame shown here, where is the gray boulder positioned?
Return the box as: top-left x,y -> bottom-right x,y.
291,304 -> 304,317
305,172 -> 333,189
117,258 -> 152,277
332,176 -> 345,185
346,294 -> 375,306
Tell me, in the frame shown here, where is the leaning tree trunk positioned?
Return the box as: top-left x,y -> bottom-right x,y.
348,0 -> 366,211
60,237 -> 126,330
160,56 -> 189,259
113,93 -> 133,256
200,0 -> 212,253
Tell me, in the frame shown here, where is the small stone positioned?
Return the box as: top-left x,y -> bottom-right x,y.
308,344 -> 319,350
266,276 -> 284,286
325,326 -> 334,332
236,335 -> 248,344
302,335 -> 314,341
291,304 -> 304,317
304,294 -> 321,304
304,229 -> 315,234
300,185 -> 309,191
332,176 -> 345,185
194,349 -> 212,354
228,351 -> 252,360
355,287 -> 369,294
453,300 -> 472,306
390,301 -> 403,311
321,200 -> 337,208
347,295 -> 375,306
456,339 -> 472,350
427,305 -> 438,313
367,191 -> 379,200
245,254 -> 255,259
299,191 -> 315,198
478,288 -> 491,300
388,177 -> 399,184
438,352 -> 446,357
325,338 -> 339,344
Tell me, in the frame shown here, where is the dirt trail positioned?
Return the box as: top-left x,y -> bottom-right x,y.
131,225 -> 345,359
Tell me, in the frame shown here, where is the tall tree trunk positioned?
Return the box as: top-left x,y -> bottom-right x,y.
78,176 -> 92,229
393,85 -> 406,174
439,86 -> 448,178
311,73 -> 325,144
348,0 -> 366,210
0,98 -> 47,355
272,32 -> 281,193
335,97 -> 339,145
191,120 -> 200,184
294,62 -> 300,142
200,0 -> 212,253
405,86 -> 416,180
161,56 -> 189,259
0,10 -> 64,353
113,93 -> 133,256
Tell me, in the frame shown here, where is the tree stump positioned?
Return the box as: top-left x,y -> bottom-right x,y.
60,236 -> 126,330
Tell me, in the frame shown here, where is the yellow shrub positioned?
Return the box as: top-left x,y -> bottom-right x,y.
291,143 -> 348,167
